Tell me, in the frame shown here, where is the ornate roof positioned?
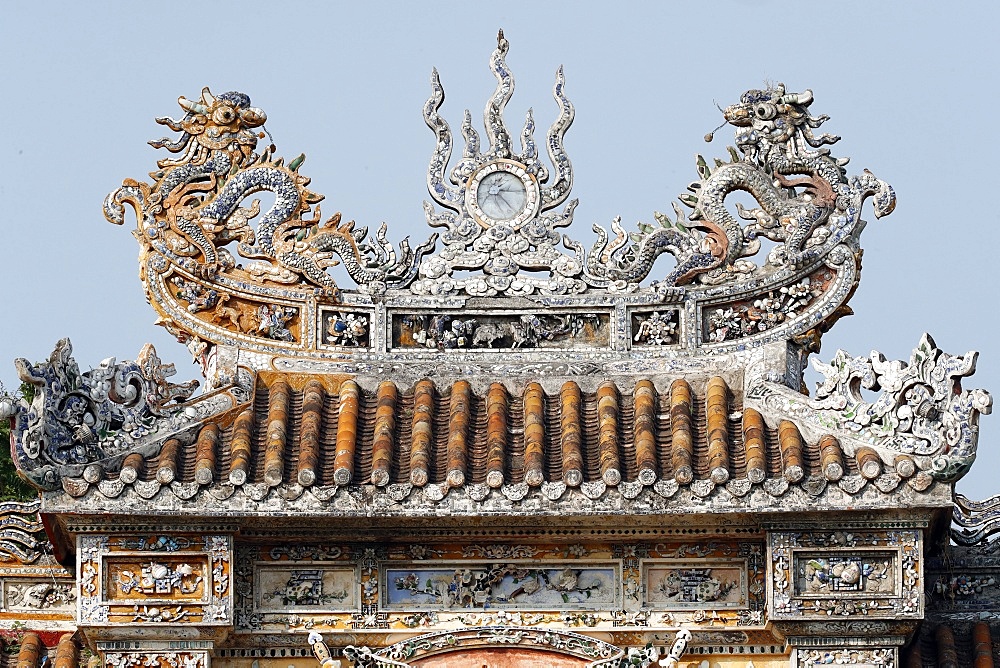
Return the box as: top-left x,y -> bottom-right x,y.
41,373 -> 944,516
0,33 -> 991,520
97,31 -> 894,368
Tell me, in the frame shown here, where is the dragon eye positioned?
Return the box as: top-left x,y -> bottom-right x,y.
213,106 -> 236,124
755,103 -> 777,120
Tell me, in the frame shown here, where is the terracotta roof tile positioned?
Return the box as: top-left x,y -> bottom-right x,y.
16,633 -> 42,668
13,634 -> 80,668
905,621 -> 998,668
974,622 -> 995,668
100,373 -> 900,498
48,372 -> 940,507
53,634 -> 78,668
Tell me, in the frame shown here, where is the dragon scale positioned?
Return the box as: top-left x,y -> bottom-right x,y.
692,156 -> 834,267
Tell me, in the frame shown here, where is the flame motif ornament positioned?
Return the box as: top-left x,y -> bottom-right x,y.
414,30 -> 583,297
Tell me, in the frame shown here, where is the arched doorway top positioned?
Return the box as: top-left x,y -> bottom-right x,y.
347,626 -> 627,668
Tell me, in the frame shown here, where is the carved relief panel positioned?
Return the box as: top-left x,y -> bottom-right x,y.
769,529 -> 922,620
78,534 -> 233,633
98,641 -> 214,668
233,539 -> 766,636
794,647 -> 897,668
0,562 -> 77,629
391,310 -> 611,351
102,651 -> 210,668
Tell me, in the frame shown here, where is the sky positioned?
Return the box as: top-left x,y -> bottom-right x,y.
1,1 -> 999,498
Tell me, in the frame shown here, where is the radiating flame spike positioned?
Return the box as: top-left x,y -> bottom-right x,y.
671,201 -> 687,222
484,29 -> 514,159
696,155 -> 711,179
461,109 -> 479,158
423,67 -> 461,208
539,65 -> 574,206
610,215 -> 626,236
520,107 -> 538,163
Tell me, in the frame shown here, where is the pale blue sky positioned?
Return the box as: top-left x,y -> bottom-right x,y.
2,1 -> 998,497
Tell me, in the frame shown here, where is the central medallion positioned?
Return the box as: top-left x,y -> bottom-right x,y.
466,160 -> 540,230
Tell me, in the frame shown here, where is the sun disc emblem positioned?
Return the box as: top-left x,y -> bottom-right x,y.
466,160 -> 540,230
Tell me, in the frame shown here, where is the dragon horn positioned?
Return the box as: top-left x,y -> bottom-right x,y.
178,96 -> 208,115
240,106 -> 267,127
201,87 -> 217,106
779,89 -> 813,106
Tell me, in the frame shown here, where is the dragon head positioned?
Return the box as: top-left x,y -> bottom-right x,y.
150,87 -> 267,164
723,84 -> 813,128
722,84 -> 839,162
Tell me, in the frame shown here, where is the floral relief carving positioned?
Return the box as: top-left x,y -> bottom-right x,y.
796,553 -> 893,596
769,530 -> 921,620
104,651 -> 208,668
76,534 -> 232,627
632,310 -> 679,346
799,647 -> 896,667
323,311 -> 370,347
5,581 -> 77,610
114,561 -> 203,597
705,273 -> 829,343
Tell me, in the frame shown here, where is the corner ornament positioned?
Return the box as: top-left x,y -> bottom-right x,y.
749,333 -> 992,482
2,338 -> 241,490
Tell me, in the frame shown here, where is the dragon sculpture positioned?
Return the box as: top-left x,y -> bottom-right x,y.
588,84 -> 896,289
104,87 -> 434,296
